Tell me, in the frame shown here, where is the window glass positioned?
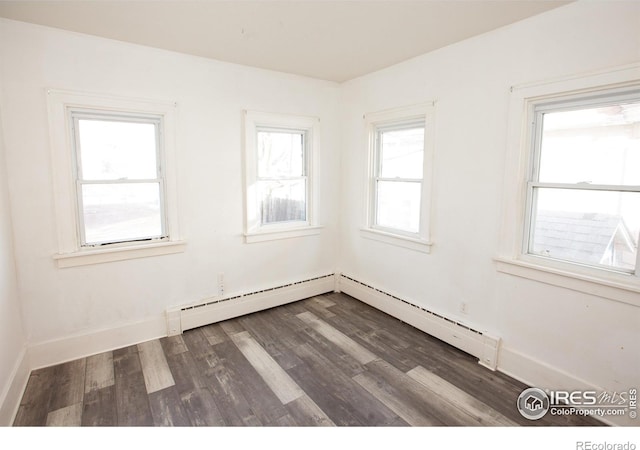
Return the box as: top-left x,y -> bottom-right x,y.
538,102 -> 640,185
257,131 -> 304,178
78,119 -> 158,180
82,183 -> 163,245
257,179 -> 306,224
379,127 -> 424,179
530,188 -> 640,271
376,181 -> 421,233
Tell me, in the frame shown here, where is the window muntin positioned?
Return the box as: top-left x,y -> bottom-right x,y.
256,128 -> 308,225
72,111 -> 167,247
373,121 -> 425,235
526,93 -> 640,274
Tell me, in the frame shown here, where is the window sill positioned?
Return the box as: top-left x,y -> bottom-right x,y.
244,226 -> 323,243
494,256 -> 640,307
360,228 -> 431,253
54,240 -> 186,268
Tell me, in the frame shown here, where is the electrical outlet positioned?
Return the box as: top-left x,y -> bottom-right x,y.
459,302 -> 468,314
218,272 -> 225,297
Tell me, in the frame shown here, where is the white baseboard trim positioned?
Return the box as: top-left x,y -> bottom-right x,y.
498,346 -> 632,426
28,315 -> 167,371
0,345 -> 29,426
177,274 -> 336,333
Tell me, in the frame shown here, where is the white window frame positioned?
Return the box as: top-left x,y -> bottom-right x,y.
47,89 -> 184,268
243,110 -> 321,243
496,63 -> 640,306
361,103 -> 435,253
71,109 -> 168,247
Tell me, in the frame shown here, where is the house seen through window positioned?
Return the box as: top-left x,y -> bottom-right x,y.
527,93 -> 640,273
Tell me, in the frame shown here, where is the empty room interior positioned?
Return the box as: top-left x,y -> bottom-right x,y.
0,0 -> 639,434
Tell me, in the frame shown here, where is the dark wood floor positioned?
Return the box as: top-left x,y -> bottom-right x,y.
13,292 -> 602,426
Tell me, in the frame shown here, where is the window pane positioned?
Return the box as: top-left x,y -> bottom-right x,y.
376,181 -> 421,233
82,183 -> 163,245
538,101 -> 640,185
380,127 -> 424,179
257,131 -> 304,178
78,119 -> 158,180
530,188 -> 640,272
257,179 -> 306,224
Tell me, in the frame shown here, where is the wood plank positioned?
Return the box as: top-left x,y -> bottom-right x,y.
181,388 -> 226,426
360,359 -> 486,426
271,414 -> 298,426
49,358 -> 86,412
307,295 -> 336,309
84,351 -> 114,393
217,336 -> 292,425
201,322 -> 229,346
345,329 -> 416,373
353,371 -> 440,426
296,311 -> 377,364
285,394 -> 335,426
113,345 -> 153,426
406,365 -> 519,426
148,387 -> 191,426
46,402 -> 82,426
303,296 -> 336,319
238,309 -> 304,370
219,319 -> 246,337
81,385 -> 117,426
229,331 -> 304,404
159,335 -> 188,357
292,343 -> 403,426
164,349 -> 226,426
298,325 -> 367,378
286,354 -> 363,426
13,365 -> 57,426
183,329 -> 261,426
137,339 -> 175,394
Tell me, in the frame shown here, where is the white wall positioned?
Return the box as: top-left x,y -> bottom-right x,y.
0,76 -> 28,424
0,18 -> 340,366
338,0 -> 640,420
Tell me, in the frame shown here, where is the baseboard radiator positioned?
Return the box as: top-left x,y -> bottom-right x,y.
165,272 -> 500,370
337,274 -> 501,370
166,274 -> 336,335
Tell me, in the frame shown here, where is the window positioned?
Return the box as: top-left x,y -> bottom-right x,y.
373,121 -> 425,235
47,90 -> 183,267
244,111 -> 321,242
526,91 -> 640,274
256,128 -> 307,225
497,63 -> 640,305
361,103 -> 434,252
71,111 -> 167,246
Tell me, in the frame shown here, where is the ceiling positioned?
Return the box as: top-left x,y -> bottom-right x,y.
0,1 -> 571,82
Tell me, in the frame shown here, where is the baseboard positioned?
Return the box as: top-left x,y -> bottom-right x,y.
28,314 -> 167,371
0,345 -> 29,426
338,274 -> 501,370
175,274 -> 336,333
499,346 -> 632,426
